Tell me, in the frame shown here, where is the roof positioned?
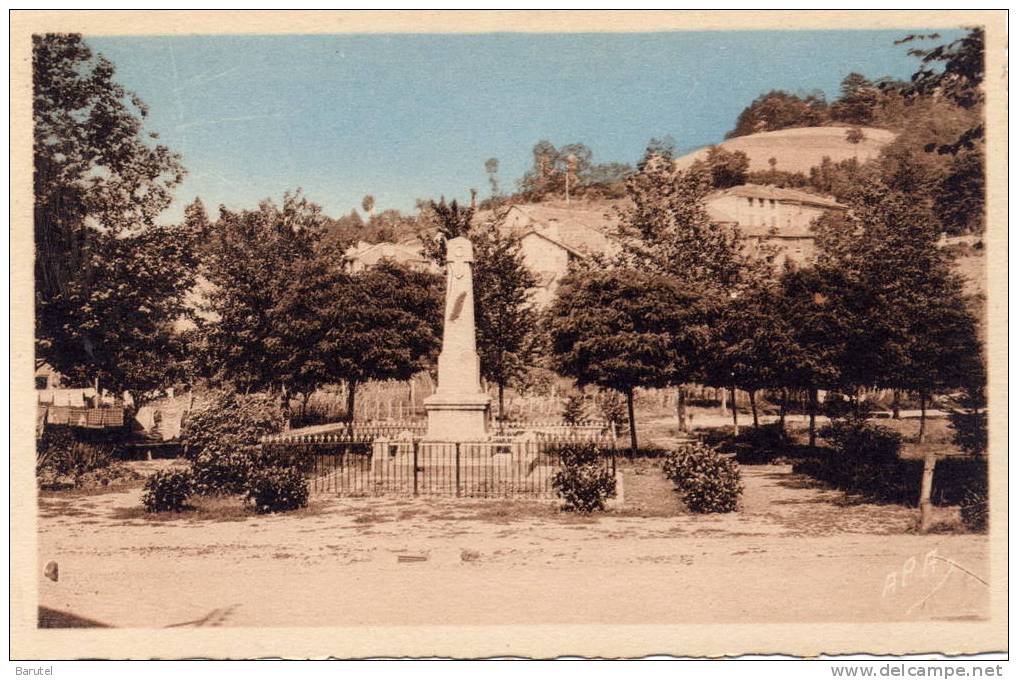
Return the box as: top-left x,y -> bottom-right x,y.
711,183 -> 845,210
478,203 -> 619,257
518,229 -> 587,258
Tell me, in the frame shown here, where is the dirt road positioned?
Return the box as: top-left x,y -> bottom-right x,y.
37,465 -> 988,628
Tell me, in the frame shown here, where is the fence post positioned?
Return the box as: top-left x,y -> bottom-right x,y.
919,451 -> 937,532
412,439 -> 419,497
455,442 -> 461,497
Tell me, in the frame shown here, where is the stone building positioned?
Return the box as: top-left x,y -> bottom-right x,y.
704,184 -> 846,266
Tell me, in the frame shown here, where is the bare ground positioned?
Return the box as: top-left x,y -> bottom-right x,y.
37,462 -> 988,628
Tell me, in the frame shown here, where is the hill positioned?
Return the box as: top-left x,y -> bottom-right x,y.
673,126 -> 896,175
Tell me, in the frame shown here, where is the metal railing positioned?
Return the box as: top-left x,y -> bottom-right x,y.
261,431 -> 616,498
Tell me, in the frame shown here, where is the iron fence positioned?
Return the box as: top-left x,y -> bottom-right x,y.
260,432 -> 616,498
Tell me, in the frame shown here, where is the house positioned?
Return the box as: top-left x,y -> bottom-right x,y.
480,203 -> 620,306
343,238 -> 439,274
704,184 -> 846,265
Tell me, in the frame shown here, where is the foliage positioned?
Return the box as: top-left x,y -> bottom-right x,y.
36,426 -> 118,479
180,391 -> 286,462
595,390 -> 628,428
960,484 -> 988,532
733,422 -> 796,464
551,442 -> 616,513
243,466 -> 310,514
948,364 -> 988,457
896,28 -> 984,152
516,140 -> 632,201
813,178 -> 983,415
690,146 -> 750,189
726,89 -> 828,138
471,216 -> 539,419
614,157 -> 753,293
547,267 -> 715,449
793,417 -> 915,504
33,33 -> 195,394
194,191 -> 329,392
561,393 -> 587,425
662,442 -> 743,513
180,391 -> 286,495
335,262 -> 444,422
190,450 -> 253,496
141,469 -> 194,513
795,418 -> 987,508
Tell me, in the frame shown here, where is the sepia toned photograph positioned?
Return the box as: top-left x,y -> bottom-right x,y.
9,10 -> 1008,662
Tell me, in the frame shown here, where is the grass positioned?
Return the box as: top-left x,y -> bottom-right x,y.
110,494 -> 326,524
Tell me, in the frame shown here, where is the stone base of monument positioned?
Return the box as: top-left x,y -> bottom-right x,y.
421,392 -> 492,442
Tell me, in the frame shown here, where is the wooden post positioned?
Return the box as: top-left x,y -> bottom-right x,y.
919,451 -> 937,532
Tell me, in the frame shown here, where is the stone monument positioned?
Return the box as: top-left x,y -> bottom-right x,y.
423,235 -> 492,440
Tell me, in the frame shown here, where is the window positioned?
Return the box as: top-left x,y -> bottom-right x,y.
35,376 -> 48,390
769,199 -> 776,208
747,197 -> 753,207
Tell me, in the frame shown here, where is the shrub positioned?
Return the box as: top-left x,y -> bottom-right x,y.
960,485 -> 988,532
551,442 -> 616,513
142,469 -> 194,512
244,466 -> 309,514
36,426 -> 121,486
561,394 -> 586,425
191,449 -> 253,496
180,391 -> 286,463
792,417 -> 912,503
663,442 -> 743,513
949,410 -> 988,457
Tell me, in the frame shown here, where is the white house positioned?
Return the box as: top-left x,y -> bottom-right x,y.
704,184 -> 846,266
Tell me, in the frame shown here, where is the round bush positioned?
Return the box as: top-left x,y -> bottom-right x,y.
244,466 -> 309,514
663,442 -> 743,513
142,469 -> 194,513
180,391 -> 286,462
191,449 -> 253,496
551,442 -> 616,513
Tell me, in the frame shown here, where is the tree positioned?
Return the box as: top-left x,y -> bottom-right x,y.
265,248 -> 351,418
361,194 -> 375,219
561,393 -> 586,425
484,158 -> 500,198
691,146 -> 750,189
471,218 -> 539,422
706,282 -> 801,431
935,147 -> 985,234
334,262 -> 443,430
33,33 -> 193,395
196,191 -> 327,392
547,267 -> 714,451
830,73 -> 881,125
896,28 -> 984,153
615,157 -> 763,433
726,90 -> 828,138
814,177 -> 983,440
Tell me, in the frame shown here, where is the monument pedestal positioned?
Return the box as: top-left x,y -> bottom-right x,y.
423,392 -> 490,441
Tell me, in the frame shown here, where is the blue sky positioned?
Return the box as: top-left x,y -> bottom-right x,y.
87,30 -> 957,223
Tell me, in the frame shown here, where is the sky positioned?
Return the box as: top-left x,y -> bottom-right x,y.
86,30 -> 959,223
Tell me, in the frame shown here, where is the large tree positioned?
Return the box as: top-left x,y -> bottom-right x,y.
34,33 -> 193,395
333,262 -> 443,430
471,217 -> 538,422
196,191 -> 327,392
813,178 -> 983,440
547,267 -> 713,451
